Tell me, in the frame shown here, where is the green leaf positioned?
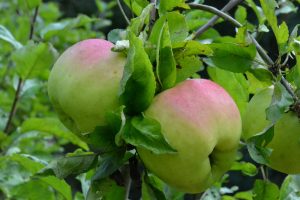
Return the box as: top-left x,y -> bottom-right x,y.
38,153 -> 98,179
247,125 -> 274,165
26,0 -> 41,9
207,66 -> 249,114
266,82 -> 294,122
277,22 -> 289,54
175,55 -> 203,83
230,161 -> 258,176
123,0 -> 149,16
253,179 -> 280,200
92,150 -> 130,181
279,175 -> 300,200
156,22 -> 176,90
119,32 -> 156,114
287,55 -> 300,89
9,154 -> 45,174
209,43 -> 256,73
149,12 -> 188,45
122,115 -> 177,154
21,117 -> 88,150
40,15 -> 98,40
129,3 -> 154,36
158,0 -> 189,15
259,0 -> 278,31
10,179 -> 56,200
259,0 -> 289,55
12,41 -> 57,80
39,176 -> 72,200
142,173 -> 167,200
235,6 -> 247,24
107,29 -> 127,43
0,25 -> 22,49
87,178 -> 126,200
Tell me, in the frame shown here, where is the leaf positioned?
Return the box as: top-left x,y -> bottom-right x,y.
9,154 -> 45,174
209,43 -> 256,73
277,22 -> 289,54
175,55 -> 203,83
87,178 -> 126,200
287,55 -> 300,88
37,153 -> 98,179
247,125 -> 274,165
158,0 -> 189,15
21,117 -> 88,150
235,6 -> 247,24
119,32 -> 156,114
259,0 -> 289,55
11,41 -> 57,80
10,179 -> 56,200
266,81 -> 294,122
279,175 -> 300,200
107,29 -> 127,43
253,179 -> 280,200
92,150 -> 132,181
40,15 -> 98,40
122,115 -> 177,154
149,12 -> 189,45
129,3 -> 154,36
156,22 -> 176,90
207,66 -> 249,114
230,161 -> 258,176
39,176 -> 72,200
0,25 -> 22,49
142,173 -> 167,200
123,0 -> 149,16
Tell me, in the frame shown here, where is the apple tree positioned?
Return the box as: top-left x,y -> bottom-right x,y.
0,0 -> 300,199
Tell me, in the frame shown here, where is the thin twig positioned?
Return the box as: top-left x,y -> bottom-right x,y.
4,6 -> 39,134
260,166 -> 268,181
149,0 -> 157,32
4,78 -> 22,133
117,0 -> 130,25
29,6 -> 39,40
191,0 -> 244,39
190,2 -> 299,102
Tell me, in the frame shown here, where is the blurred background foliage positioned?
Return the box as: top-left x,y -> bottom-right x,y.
0,0 -> 299,199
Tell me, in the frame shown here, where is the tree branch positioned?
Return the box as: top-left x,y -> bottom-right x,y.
190,2 -> 299,102
4,6 -> 39,134
117,0 -> 130,25
191,0 -> 244,39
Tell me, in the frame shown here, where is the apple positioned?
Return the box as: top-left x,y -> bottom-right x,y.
137,79 -> 242,193
48,39 -> 126,134
242,87 -> 300,174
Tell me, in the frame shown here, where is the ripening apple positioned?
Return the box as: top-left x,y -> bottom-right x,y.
242,87 -> 300,174
48,39 -> 126,134
137,79 -> 242,193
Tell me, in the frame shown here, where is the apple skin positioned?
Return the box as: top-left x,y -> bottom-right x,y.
137,79 -> 242,193
242,87 -> 300,174
48,39 -> 126,134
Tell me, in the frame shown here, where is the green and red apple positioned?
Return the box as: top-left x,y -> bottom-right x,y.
48,39 -> 126,134
242,87 -> 300,174
48,39 -> 242,193
138,79 -> 242,193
